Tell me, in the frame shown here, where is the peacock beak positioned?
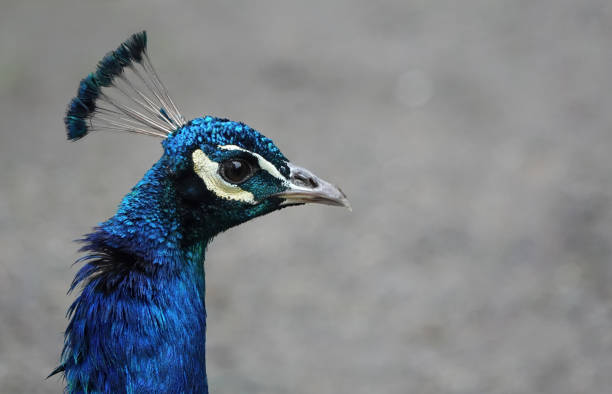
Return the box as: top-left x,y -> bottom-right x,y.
273,163 -> 351,210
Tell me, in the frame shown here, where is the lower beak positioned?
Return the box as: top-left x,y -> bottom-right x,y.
273,163 -> 351,210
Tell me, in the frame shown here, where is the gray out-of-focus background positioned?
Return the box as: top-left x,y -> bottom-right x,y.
2,1 -> 612,393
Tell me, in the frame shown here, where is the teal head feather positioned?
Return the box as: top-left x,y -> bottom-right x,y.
55,32 -> 349,393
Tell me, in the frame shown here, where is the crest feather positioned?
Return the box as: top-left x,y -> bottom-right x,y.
64,31 -> 185,141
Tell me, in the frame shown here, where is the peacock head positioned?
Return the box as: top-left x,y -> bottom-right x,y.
161,116 -> 349,234
64,31 -> 349,239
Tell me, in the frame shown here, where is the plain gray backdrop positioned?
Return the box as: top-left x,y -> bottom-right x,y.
2,1 -> 612,393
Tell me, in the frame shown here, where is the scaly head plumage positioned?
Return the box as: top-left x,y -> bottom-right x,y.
56,31 -> 349,393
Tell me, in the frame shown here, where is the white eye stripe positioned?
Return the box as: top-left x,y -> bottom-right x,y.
192,149 -> 256,204
218,145 -> 288,183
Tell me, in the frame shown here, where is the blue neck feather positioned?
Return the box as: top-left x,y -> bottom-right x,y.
61,160 -> 211,393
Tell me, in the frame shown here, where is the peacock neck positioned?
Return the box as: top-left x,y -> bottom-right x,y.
62,161 -> 212,393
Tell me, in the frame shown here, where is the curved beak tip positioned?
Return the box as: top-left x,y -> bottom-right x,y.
336,188 -> 352,211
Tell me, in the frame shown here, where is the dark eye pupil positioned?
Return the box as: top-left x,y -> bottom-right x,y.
220,159 -> 252,183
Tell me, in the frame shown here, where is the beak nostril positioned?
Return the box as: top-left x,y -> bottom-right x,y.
291,175 -> 306,187
291,173 -> 318,189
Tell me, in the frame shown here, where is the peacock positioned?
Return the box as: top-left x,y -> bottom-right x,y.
52,31 -> 349,393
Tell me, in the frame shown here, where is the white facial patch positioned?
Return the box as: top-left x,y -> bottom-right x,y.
192,149 -> 256,204
218,145 -> 288,183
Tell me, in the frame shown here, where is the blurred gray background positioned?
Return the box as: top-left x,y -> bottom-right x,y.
2,1 -> 612,393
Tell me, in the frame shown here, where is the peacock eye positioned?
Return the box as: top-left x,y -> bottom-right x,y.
218,158 -> 255,184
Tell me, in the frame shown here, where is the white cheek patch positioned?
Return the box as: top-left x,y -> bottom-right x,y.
192,149 -> 256,204
218,145 -> 288,183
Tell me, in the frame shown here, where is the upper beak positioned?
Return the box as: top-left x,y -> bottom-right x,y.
273,162 -> 351,210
